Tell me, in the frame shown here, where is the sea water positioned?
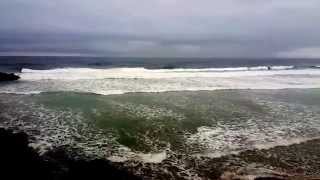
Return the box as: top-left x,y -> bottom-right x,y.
1,57 -> 320,164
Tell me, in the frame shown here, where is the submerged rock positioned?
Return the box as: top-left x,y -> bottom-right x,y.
0,72 -> 20,81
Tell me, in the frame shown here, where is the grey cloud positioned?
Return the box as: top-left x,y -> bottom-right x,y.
1,0 -> 320,57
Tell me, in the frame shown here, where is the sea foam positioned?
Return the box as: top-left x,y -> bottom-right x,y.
0,67 -> 320,95
19,66 -> 308,80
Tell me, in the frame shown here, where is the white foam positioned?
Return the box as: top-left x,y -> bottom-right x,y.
107,147 -> 167,163
253,136 -> 320,150
19,66 -> 316,80
136,151 -> 167,163
187,109 -> 320,158
0,67 -> 320,95
0,90 -> 43,95
270,65 -> 294,70
248,66 -> 268,71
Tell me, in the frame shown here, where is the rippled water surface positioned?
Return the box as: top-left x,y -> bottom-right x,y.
1,89 -> 320,162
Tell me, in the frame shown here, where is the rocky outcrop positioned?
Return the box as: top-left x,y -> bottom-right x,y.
0,72 -> 20,81
0,128 -> 140,180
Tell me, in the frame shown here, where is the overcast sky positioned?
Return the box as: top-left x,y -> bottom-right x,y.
1,0 -> 320,57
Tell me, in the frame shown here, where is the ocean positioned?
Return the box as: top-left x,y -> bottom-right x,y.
1,56 -> 320,71
1,57 -> 320,95
1,56 -> 320,178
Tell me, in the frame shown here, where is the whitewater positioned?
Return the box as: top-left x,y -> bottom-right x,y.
1,66 -> 320,95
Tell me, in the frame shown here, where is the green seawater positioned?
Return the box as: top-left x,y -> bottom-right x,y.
29,89 -> 320,153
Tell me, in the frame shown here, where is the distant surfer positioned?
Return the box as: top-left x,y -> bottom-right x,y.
267,66 -> 271,70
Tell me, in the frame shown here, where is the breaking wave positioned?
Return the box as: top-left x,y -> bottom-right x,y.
1,66 -> 320,95
20,66 -> 299,80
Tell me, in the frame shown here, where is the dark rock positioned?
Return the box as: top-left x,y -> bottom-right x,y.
0,72 -> 20,81
0,128 -> 51,180
0,128 -> 141,180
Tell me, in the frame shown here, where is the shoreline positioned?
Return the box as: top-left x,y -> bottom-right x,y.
0,128 -> 140,180
2,127 -> 320,179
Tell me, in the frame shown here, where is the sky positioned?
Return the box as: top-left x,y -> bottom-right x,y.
0,0 -> 320,58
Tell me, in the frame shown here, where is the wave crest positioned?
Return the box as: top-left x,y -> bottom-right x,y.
0,66 -> 318,95
19,65 -> 316,80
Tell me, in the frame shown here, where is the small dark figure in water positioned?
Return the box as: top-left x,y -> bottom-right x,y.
162,64 -> 176,69
0,72 -> 20,81
267,66 -> 271,70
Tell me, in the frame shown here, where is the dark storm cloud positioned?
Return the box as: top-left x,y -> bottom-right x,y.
1,0 -> 320,57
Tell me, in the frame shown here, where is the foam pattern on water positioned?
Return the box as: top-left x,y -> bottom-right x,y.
1,67 -> 320,95
187,100 -> 320,157
1,90 -> 320,163
0,94 -> 174,162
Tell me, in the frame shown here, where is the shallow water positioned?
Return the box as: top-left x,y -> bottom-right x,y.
1,89 -> 320,163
